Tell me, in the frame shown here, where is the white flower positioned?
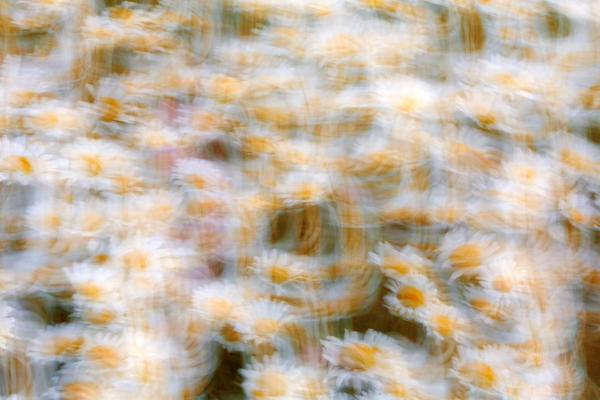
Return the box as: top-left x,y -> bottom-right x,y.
0,136 -> 62,185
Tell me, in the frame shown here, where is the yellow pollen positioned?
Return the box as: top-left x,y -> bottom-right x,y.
123,249 -> 149,270
339,342 -> 378,371
93,253 -> 110,264
81,212 -> 103,232
5,155 -> 33,175
220,323 -> 242,342
470,297 -> 503,321
205,297 -> 233,320
326,34 -> 360,57
267,265 -> 290,284
61,382 -> 101,400
185,174 -> 206,189
492,275 -> 513,292
86,309 -> 116,325
252,370 -> 288,398
80,154 -> 103,177
383,256 -> 411,275
137,359 -> 163,383
77,282 -> 103,300
561,149 -> 598,174
212,76 -> 244,103
469,361 -> 496,389
254,317 -> 280,336
397,285 -> 425,308
48,336 -> 84,356
87,345 -> 121,368
450,243 -> 482,269
43,214 -> 61,230
152,202 -> 174,221
432,314 -> 455,337
386,382 -> 407,397
100,97 -> 121,122
568,208 -> 584,224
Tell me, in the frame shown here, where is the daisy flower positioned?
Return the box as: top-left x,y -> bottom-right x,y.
436,230 -> 503,286
498,149 -> 559,192
25,199 -> 72,237
64,199 -> 110,240
384,274 -> 442,322
275,171 -> 333,207
171,157 -> 230,193
250,249 -> 319,292
450,344 -> 527,398
240,356 -> 301,400
23,101 -> 91,142
62,138 -> 136,192
234,299 -> 296,355
370,243 -> 433,280
322,330 -> 411,392
192,280 -> 248,326
552,133 -> 600,182
0,136 -> 61,185
425,302 -> 472,344
115,189 -> 182,235
76,331 -> 126,374
28,324 -> 87,363
113,233 -> 193,274
375,76 -> 438,119
461,285 -> 528,333
120,328 -> 177,387
64,263 -> 123,305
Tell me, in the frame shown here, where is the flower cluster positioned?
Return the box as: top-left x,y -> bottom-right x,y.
0,0 -> 599,399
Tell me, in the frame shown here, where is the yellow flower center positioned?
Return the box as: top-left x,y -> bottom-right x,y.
61,382 -> 101,400
432,314 -> 455,337
136,359 -> 163,383
386,382 -> 407,397
100,97 -> 121,122
515,166 -> 536,183
397,285 -> 425,308
253,371 -> 288,398
86,309 -> 116,325
48,336 -> 84,355
205,297 -> 233,320
80,154 -> 104,177
561,149 -> 598,174
123,249 -> 149,270
81,212 -> 103,232
77,282 -> 103,300
112,174 -> 143,195
450,243 -> 482,269
326,34 -> 360,57
185,174 -> 206,189
267,265 -> 290,284
568,208 -> 584,224
339,342 -> 378,371
470,297 -> 503,321
87,345 -> 121,368
150,202 -> 174,221
253,106 -> 292,127
212,76 -> 244,103
93,253 -> 110,264
220,323 -> 242,342
109,8 -> 133,20
383,256 -> 412,275
5,155 -> 33,175
468,361 -> 496,389
492,275 -> 513,292
254,317 -> 280,336
43,214 -> 61,230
